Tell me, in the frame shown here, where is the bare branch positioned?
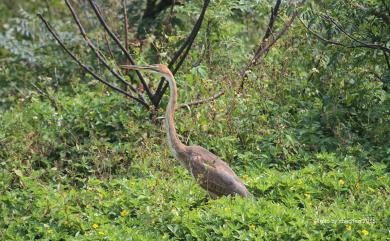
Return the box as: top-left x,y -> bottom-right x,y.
299,17 -> 349,47
262,0 -> 282,43
240,0 -> 306,90
121,0 -> 132,91
122,0 -> 129,54
300,15 -> 390,68
87,0 -> 154,100
30,82 -> 48,97
248,0 -> 282,69
65,0 -> 145,103
102,31 -> 115,60
154,0 -> 211,107
169,0 -> 210,73
37,14 -> 149,109
179,89 -> 225,108
251,2 -> 304,69
30,82 -> 60,110
321,14 -> 390,53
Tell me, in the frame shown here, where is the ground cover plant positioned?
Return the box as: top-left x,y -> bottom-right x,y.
0,0 -> 389,240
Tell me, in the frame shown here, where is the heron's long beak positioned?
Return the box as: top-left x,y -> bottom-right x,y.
120,65 -> 155,72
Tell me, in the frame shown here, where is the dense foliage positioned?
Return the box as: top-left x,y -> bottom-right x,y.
1,0 -> 389,240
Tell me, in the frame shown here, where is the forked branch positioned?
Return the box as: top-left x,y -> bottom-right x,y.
299,17 -> 351,48
153,0 -> 211,107
37,14 -> 149,108
300,14 -> 390,69
87,0 -> 154,100
38,1 -> 213,112
172,0 -> 303,106
65,0 -> 145,102
169,0 -> 211,74
321,14 -> 390,54
239,0 -> 306,90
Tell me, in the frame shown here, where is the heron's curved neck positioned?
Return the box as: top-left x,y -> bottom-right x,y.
165,74 -> 186,155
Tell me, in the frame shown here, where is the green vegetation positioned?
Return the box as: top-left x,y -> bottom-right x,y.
1,0 -> 389,240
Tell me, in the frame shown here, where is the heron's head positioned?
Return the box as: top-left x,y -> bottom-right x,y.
120,64 -> 173,78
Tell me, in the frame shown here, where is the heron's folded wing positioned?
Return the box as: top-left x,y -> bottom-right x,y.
188,145 -> 243,182
199,167 -> 240,196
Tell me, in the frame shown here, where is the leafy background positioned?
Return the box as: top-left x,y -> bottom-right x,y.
0,0 -> 389,240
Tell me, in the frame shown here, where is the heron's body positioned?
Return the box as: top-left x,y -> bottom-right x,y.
176,145 -> 250,197
121,64 -> 250,198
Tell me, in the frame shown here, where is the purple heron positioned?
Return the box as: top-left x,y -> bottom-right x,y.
121,64 -> 250,198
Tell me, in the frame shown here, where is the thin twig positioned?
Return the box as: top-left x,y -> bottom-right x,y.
65,0 -> 145,103
122,0 -> 131,91
30,82 -> 59,110
240,1 -> 305,90
179,89 -> 225,108
37,14 -> 149,108
302,14 -> 390,70
30,82 -> 48,97
250,0 -> 282,68
88,0 -> 154,100
322,14 -> 390,53
299,17 -> 349,47
122,0 -> 129,53
103,32 -> 115,60
300,17 -> 390,53
169,0 -> 210,73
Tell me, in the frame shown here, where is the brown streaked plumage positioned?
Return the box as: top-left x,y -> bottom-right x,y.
121,64 -> 250,198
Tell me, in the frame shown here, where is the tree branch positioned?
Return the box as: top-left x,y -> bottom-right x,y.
321,14 -> 390,54
37,14 -> 149,109
121,0 -> 132,91
299,17 -> 350,47
153,0 -> 210,107
240,0 -> 306,90
300,16 -> 390,65
179,89 -> 225,108
169,0 -> 210,73
262,0 -> 282,43
248,0 -> 282,69
122,0 -> 129,54
102,31 -> 115,60
65,0 -> 145,103
30,82 -> 60,111
88,0 -> 154,100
